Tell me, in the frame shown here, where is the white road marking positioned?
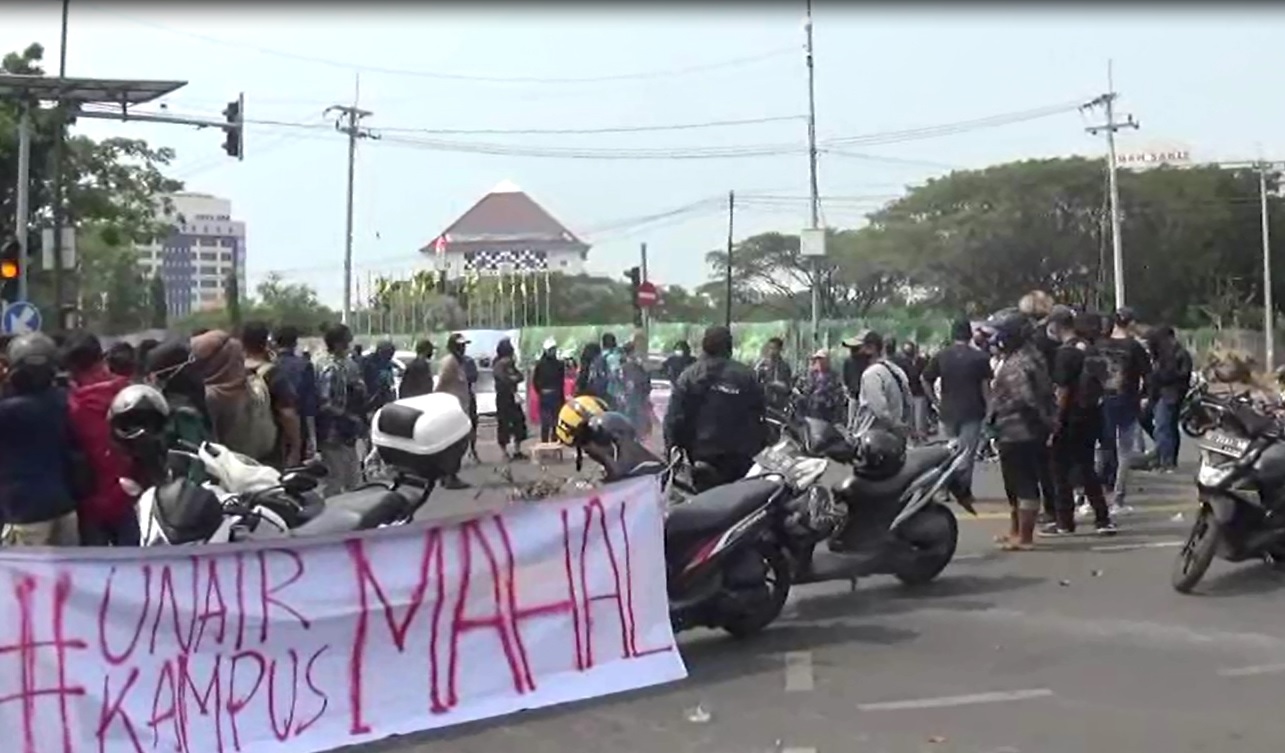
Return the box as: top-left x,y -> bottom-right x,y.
1090,539 -> 1184,552
784,650 -> 814,692
782,748 -> 817,753
1218,663 -> 1285,677
856,688 -> 1054,711
953,553 -> 986,561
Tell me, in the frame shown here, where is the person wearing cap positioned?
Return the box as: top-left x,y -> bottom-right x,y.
434,333 -> 474,488
1096,307 -> 1151,510
796,348 -> 846,425
840,335 -> 872,427
664,325 -> 766,484
532,337 -> 567,443
852,330 -> 914,435
399,339 -> 436,399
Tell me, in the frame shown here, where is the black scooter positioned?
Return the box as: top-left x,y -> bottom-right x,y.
584,435 -> 794,637
1173,394 -> 1285,593
765,417 -> 973,588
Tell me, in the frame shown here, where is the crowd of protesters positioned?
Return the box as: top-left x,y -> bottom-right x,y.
0,300 -> 1207,551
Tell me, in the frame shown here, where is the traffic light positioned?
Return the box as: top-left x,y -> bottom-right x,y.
624,266 -> 642,327
1,238 -> 20,301
222,94 -> 244,161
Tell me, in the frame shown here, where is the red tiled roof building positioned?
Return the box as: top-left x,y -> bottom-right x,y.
419,180 -> 589,280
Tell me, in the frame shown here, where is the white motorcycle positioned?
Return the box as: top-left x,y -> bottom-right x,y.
129,392 -> 476,546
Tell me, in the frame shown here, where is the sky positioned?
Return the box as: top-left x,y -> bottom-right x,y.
4,4 -> 1285,307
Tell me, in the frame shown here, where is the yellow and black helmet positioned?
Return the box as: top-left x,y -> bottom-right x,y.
555,395 -> 609,447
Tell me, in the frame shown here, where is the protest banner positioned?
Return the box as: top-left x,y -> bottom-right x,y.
0,475 -> 686,753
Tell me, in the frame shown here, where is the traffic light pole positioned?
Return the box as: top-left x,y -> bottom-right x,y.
14,105 -> 31,302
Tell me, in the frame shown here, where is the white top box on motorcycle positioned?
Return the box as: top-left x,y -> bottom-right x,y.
370,393 -> 472,480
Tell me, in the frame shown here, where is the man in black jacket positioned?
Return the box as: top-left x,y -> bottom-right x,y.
399,339 -> 435,399
532,337 -> 567,442
663,326 -> 767,484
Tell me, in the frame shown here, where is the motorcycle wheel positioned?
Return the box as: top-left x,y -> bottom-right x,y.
1172,507 -> 1219,594
894,503 -> 959,587
721,545 -> 793,639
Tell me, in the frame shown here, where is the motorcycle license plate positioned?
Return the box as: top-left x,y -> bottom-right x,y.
1202,430 -> 1250,457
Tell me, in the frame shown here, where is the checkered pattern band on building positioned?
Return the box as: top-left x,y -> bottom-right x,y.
464,249 -> 549,273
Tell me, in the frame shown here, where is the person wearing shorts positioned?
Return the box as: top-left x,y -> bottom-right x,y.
985,314 -> 1056,550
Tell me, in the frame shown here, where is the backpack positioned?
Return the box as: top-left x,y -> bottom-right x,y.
1100,340 -> 1133,395
1075,342 -> 1108,410
227,363 -> 279,461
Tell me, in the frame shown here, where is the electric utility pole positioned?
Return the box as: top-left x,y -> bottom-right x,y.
1261,160 -> 1275,367
51,0 -> 70,325
326,83 -> 376,325
804,0 -> 822,345
1083,60 -> 1139,310
725,190 -> 735,328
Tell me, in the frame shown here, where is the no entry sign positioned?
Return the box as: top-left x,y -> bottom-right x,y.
636,280 -> 659,309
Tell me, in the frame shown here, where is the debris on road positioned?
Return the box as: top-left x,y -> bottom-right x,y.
684,704 -> 712,724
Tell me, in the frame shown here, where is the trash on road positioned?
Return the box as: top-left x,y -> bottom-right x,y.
1091,569 -> 1104,577
684,704 -> 712,724
1058,579 -> 1072,587
1171,512 -> 1185,522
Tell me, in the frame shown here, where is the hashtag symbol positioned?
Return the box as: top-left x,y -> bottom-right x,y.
0,572 -> 88,753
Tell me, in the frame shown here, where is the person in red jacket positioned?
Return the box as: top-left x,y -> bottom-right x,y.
64,331 -> 140,546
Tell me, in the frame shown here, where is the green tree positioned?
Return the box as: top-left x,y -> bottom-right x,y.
148,274 -> 168,328
74,226 -> 149,334
0,43 -> 183,316
254,272 -> 336,332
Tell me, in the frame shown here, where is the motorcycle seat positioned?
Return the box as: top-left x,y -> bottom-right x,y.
292,506 -> 364,537
667,478 -> 780,537
849,445 -> 953,500
325,486 -> 411,528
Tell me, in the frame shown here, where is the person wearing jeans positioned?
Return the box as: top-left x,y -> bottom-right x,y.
1147,326 -> 1192,471
923,318 -> 993,504
1095,308 -> 1151,507
1153,392 -> 1182,470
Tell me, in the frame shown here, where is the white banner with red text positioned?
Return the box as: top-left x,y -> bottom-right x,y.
0,475 -> 686,753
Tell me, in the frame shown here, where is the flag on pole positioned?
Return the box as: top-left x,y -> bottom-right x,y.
433,234 -> 447,256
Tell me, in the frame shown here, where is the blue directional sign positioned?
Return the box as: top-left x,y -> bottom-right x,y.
1,301 -> 42,335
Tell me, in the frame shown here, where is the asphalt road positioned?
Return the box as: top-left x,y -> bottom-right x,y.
347,435 -> 1285,753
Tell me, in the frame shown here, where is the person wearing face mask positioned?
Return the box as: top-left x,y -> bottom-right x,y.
984,314 -> 1055,551
1045,310 -> 1117,536
435,333 -> 474,489
796,349 -> 846,425
661,340 -> 696,384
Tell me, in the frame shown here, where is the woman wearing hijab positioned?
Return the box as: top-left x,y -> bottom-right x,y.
190,330 -> 279,462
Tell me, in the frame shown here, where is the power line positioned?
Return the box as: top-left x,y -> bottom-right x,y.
80,6 -> 797,85
376,114 -> 806,136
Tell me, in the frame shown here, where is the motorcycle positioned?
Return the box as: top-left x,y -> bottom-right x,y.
1172,394 -> 1285,593
762,416 -> 973,588
581,430 -> 794,637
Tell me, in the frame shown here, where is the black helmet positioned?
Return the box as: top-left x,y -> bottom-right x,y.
854,428 -> 906,480
108,384 -> 172,442
585,412 -> 638,446
5,333 -> 59,391
986,309 -> 1030,353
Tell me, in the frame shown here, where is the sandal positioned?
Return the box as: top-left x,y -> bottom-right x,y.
999,541 -> 1035,552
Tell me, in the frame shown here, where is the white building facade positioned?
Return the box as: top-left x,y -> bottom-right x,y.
135,192 -> 247,317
